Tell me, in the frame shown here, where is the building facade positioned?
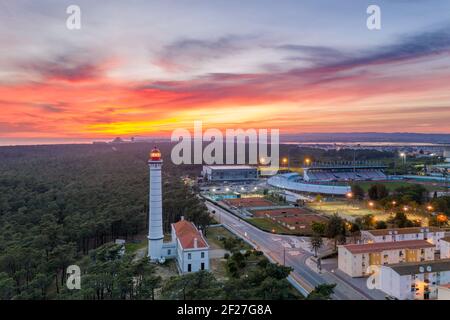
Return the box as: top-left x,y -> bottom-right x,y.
437,284 -> 450,300
361,227 -> 446,250
441,237 -> 450,259
338,240 -> 435,277
172,219 -> 210,273
380,259 -> 450,300
202,165 -> 258,181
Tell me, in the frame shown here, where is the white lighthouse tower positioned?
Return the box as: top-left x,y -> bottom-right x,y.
147,147 -> 164,262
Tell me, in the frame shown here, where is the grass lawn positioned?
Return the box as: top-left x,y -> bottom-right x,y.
206,226 -> 252,251
308,201 -> 429,225
124,241 -> 147,254
308,201 -> 379,218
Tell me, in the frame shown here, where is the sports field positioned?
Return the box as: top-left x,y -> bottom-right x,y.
307,201 -> 428,225
353,180 -> 445,192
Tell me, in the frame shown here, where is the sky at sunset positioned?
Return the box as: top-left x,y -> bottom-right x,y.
1,0 -> 450,145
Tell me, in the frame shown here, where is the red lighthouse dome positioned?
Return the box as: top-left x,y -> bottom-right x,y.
150,147 -> 162,161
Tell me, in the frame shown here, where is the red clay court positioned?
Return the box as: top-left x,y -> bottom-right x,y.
222,197 -> 275,208
274,215 -> 328,233
250,207 -> 328,234
251,207 -> 312,217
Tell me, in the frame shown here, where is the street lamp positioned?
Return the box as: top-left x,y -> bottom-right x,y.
305,158 -> 311,166
437,214 -> 448,227
282,157 -> 288,168
427,205 -> 434,212
346,192 -> 353,199
368,201 -> 375,208
400,152 -> 406,165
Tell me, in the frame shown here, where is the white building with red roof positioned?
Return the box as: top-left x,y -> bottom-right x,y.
171,217 -> 210,273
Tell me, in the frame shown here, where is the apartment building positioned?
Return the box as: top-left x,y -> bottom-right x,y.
338,240 -> 435,277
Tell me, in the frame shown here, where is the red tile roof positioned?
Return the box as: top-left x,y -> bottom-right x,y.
172,220 -> 208,250
342,240 -> 435,254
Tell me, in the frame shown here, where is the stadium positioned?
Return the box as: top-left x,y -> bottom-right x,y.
268,161 -> 387,195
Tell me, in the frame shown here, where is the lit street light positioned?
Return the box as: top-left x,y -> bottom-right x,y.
437,214 -> 448,227
400,152 -> 406,165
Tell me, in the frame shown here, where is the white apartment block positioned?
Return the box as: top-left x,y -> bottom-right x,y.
171,219 -> 210,274
437,284 -> 450,300
361,227 -> 446,250
380,259 -> 450,300
440,237 -> 450,259
338,240 -> 435,277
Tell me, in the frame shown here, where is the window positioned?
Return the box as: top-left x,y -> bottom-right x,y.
201,263 -> 205,270
187,264 -> 192,272
168,249 -> 171,255
188,253 -> 192,260
201,252 -> 205,259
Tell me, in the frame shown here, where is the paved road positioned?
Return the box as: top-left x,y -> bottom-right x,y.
205,200 -> 370,300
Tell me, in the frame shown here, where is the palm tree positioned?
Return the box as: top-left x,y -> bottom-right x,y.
309,235 -> 323,258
